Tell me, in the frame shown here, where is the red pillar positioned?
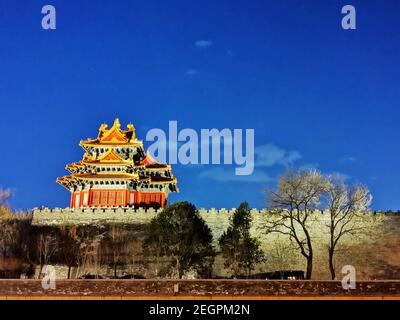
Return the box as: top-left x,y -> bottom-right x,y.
88,190 -> 92,207
125,190 -> 129,207
70,192 -> 74,208
161,193 -> 166,208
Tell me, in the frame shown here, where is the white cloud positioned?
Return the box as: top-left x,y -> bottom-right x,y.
195,40 -> 212,48
340,156 -> 358,164
185,69 -> 198,76
299,163 -> 320,170
255,144 -> 302,167
196,143 -> 302,183
198,167 -> 273,183
327,172 -> 350,181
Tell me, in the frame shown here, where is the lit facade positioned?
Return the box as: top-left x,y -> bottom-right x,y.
57,119 -> 178,208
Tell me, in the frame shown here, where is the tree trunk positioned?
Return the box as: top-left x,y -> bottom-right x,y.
328,248 -> 336,280
67,265 -> 71,279
176,257 -> 181,279
305,255 -> 313,279
38,263 -> 43,279
114,264 -> 117,278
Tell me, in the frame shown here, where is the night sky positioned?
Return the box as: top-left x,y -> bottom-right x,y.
0,0 -> 399,210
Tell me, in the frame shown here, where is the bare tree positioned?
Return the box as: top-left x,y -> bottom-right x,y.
126,240 -> 143,276
107,225 -> 128,278
37,234 -> 58,277
326,177 -> 372,279
0,223 -> 15,257
75,229 -> 105,279
268,240 -> 298,272
265,169 -> 329,279
59,226 -> 79,279
0,188 -> 11,205
0,189 -> 12,221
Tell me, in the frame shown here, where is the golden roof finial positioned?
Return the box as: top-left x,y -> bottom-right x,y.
99,123 -> 108,132
98,123 -> 108,138
113,118 -> 121,129
127,123 -> 136,141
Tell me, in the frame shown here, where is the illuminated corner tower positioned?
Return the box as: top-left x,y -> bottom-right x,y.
57,119 -> 178,209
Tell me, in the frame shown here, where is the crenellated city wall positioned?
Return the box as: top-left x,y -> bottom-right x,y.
32,207 -> 400,280
32,207 -> 160,225
33,207 -> 397,225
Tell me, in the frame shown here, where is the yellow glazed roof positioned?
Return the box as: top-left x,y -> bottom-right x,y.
80,119 -> 143,147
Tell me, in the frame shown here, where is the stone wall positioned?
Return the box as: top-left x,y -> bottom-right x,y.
0,279 -> 399,298
32,208 -> 400,280
199,209 -> 400,280
32,207 -> 159,225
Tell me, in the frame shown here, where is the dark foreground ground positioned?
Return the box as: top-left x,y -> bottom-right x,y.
0,280 -> 399,300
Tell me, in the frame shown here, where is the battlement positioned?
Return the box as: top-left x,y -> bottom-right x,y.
30,206 -> 400,280
32,207 -> 161,225
31,207 -> 260,225
32,207 -> 397,226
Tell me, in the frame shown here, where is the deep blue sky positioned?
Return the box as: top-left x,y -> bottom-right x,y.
0,0 -> 399,210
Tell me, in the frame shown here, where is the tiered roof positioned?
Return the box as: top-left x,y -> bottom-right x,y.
80,118 -> 141,146
57,119 -> 178,192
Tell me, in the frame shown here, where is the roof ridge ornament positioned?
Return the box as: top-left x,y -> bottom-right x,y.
81,119 -> 142,147
113,118 -> 121,129
98,123 -> 108,139
98,118 -> 128,144
127,123 -> 136,142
